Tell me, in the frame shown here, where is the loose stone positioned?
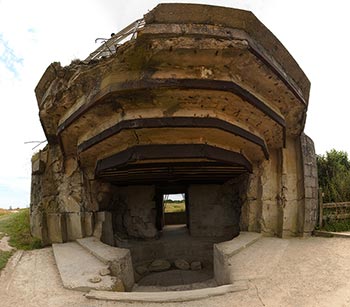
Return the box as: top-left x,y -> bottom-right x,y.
148,259 -> 171,272
136,264 -> 149,275
174,259 -> 190,270
99,268 -> 111,276
89,276 -> 101,283
114,278 -> 125,292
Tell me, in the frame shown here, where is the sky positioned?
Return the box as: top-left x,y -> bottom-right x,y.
0,0 -> 349,208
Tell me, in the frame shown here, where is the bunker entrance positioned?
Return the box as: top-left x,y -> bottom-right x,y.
111,178 -> 248,288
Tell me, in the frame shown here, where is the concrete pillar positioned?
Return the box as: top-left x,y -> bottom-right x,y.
66,212 -> 83,241
47,213 -> 67,243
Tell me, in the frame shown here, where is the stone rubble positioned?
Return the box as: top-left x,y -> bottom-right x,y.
114,278 -> 125,292
89,276 -> 102,283
148,259 -> 171,272
135,264 -> 149,276
99,268 -> 111,276
174,259 -> 190,270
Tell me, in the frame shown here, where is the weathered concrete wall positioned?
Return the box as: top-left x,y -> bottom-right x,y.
164,211 -> 187,225
240,150 -> 282,236
280,136 -> 301,237
30,145 -> 104,245
299,133 -> 318,235
111,185 -> 157,240
260,149 -> 283,236
240,163 -> 262,233
188,176 -> 248,238
240,135 -> 318,237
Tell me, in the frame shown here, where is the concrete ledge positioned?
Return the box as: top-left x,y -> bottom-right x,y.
215,232 -> 262,258
86,282 -> 248,302
52,242 -> 117,292
76,237 -> 134,291
214,232 -> 262,285
314,230 -> 350,238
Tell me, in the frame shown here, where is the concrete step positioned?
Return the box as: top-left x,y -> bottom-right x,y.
76,237 -> 129,265
52,242 -> 117,292
76,237 -> 134,291
214,232 -> 263,258
214,232 -> 263,285
86,281 -> 248,302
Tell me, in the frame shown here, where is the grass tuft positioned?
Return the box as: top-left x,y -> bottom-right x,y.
0,251 -> 13,270
0,209 -> 42,250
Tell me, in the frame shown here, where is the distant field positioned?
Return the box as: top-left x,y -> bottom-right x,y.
0,209 -> 11,217
164,201 -> 185,213
0,208 -> 20,217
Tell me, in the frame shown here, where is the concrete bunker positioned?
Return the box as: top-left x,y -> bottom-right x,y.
30,3 -> 318,290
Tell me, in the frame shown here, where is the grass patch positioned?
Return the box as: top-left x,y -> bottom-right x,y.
164,201 -> 185,213
0,208 -> 42,271
0,209 -> 41,250
0,250 -> 14,270
322,219 -> 350,232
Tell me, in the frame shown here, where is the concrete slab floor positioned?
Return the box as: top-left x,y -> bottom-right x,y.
120,224 -> 230,267
52,242 -> 117,292
3,237 -> 350,306
136,268 -> 214,288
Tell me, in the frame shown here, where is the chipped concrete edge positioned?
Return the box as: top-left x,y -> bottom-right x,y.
215,232 -> 263,259
313,230 -> 350,238
85,282 -> 248,302
0,250 -> 24,291
227,232 -> 262,258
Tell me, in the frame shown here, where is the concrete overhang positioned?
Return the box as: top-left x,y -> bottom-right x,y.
34,3 -> 311,185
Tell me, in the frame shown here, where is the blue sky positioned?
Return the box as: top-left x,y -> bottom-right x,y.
0,0 -> 350,208
0,34 -> 23,77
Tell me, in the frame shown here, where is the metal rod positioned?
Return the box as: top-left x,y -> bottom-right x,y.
84,18 -> 145,63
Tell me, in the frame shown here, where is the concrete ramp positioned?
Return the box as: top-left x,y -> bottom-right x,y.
52,242 -> 117,292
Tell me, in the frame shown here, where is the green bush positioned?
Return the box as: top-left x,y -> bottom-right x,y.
317,149 -> 350,202
323,219 -> 350,232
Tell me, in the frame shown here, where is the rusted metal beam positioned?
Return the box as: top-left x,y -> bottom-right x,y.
98,162 -> 247,185
95,144 -> 252,182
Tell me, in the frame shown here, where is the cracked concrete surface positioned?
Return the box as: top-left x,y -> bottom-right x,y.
1,237 -> 350,306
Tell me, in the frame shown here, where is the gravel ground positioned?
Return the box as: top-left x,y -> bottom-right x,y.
1,236 -> 350,307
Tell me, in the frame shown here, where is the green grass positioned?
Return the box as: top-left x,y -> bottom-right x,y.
0,209 -> 42,271
0,251 -> 13,270
0,209 -> 42,250
164,201 -> 186,213
322,219 -> 350,232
